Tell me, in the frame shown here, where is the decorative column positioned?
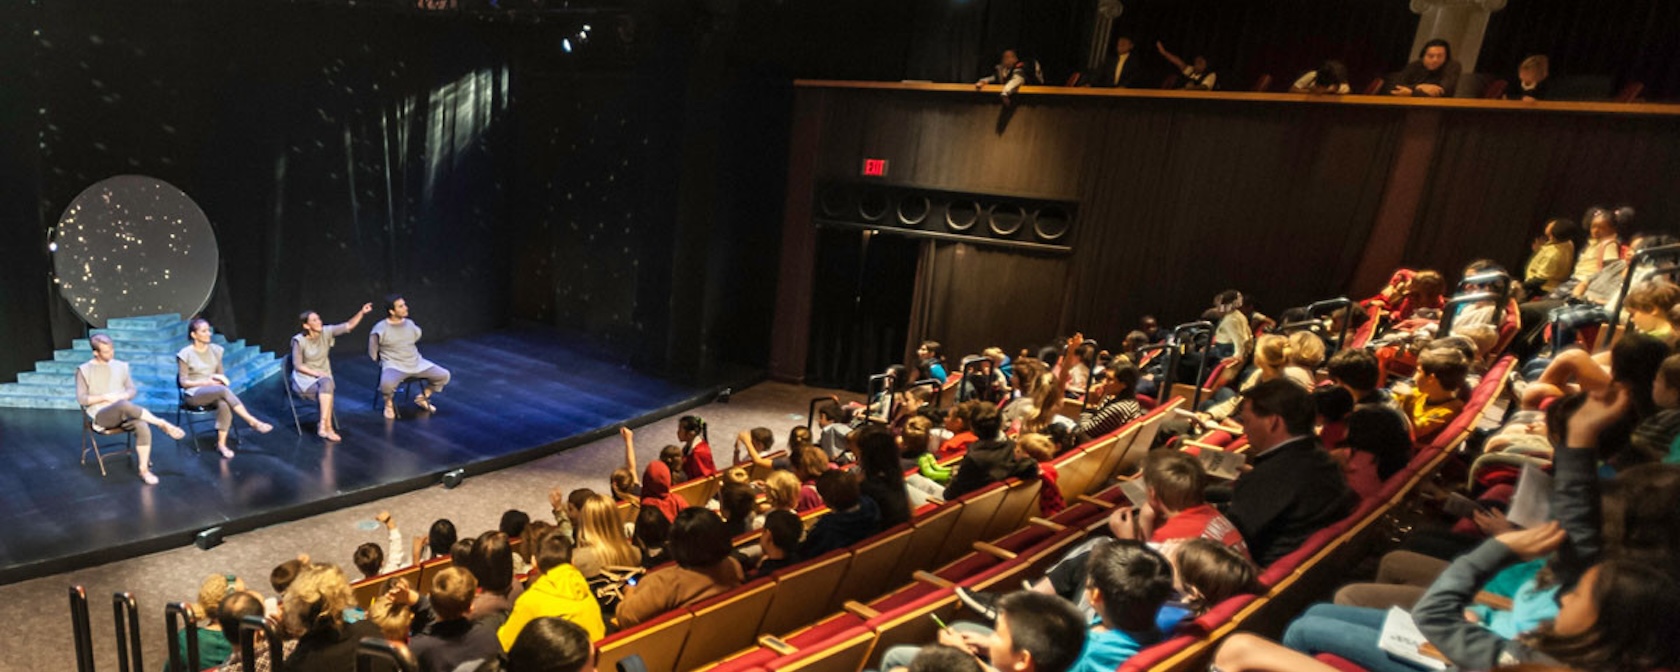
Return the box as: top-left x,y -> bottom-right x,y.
1408,0 -> 1507,74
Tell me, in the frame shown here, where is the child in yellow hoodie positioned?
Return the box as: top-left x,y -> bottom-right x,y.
499,530 -> 606,648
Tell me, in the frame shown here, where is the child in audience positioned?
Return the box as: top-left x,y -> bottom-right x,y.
621,426 -> 688,522
763,468 -> 818,515
1072,540 -> 1175,669
903,416 -> 951,500
752,509 -> 804,578
1015,433 -> 1065,517
409,567 -> 501,672
171,573 -> 243,671
942,403 -> 1037,500
1331,404 -> 1416,499
1168,538 -> 1261,618
367,591 -> 413,647
800,470 -> 881,557
412,518 -> 457,565
733,427 -> 779,471
916,340 -> 949,383
937,401 -> 980,458
501,509 -> 533,575
500,528 -> 606,646
717,481 -> 758,536
1651,354 -> 1680,463
1285,331 -> 1326,371
632,506 -> 670,569
1395,345 -> 1470,441
352,511 -> 407,580
814,401 -> 854,463
1110,450 -> 1250,559
677,414 -> 716,478
571,493 -> 642,582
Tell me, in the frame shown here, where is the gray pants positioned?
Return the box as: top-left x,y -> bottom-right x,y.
380,365 -> 450,402
296,375 -> 336,400
877,621 -> 994,671
94,401 -> 152,447
184,386 -> 241,431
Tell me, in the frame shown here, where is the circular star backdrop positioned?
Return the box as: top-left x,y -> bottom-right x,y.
52,175 -> 220,328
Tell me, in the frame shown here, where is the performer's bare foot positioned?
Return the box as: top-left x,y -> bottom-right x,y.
162,423 -> 186,440
217,445 -> 235,459
319,429 -> 342,442
415,396 -> 437,413
252,420 -> 273,434
139,470 -> 159,485
383,401 -> 396,420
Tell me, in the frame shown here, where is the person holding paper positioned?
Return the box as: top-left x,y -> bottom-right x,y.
1110,451 -> 1250,560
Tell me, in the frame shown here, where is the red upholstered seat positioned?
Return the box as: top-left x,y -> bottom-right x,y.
1315,653 -> 1370,672
1188,594 -> 1260,634
1117,633 -> 1201,672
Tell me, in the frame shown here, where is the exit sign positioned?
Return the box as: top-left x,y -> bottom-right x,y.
862,158 -> 889,177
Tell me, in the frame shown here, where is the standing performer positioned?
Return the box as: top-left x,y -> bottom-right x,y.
292,302 -> 374,441
368,294 -> 451,420
178,318 -> 275,458
77,334 -> 187,484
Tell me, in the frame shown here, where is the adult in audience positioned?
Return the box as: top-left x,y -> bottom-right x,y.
500,529 -> 606,647
1290,60 -> 1349,94
882,591 -> 1088,672
368,293 -> 451,420
1154,41 -> 1215,90
178,317 -> 275,458
943,402 -> 1037,500
1222,380 -> 1356,566
800,470 -> 881,557
854,424 -> 913,526
1388,38 -> 1460,97
76,333 -> 185,484
214,588 -> 295,672
279,564 -> 380,671
465,617 -> 596,672
290,302 -> 373,442
408,568 -> 500,672
1506,55 -> 1550,101
1522,217 -> 1579,297
975,48 -> 1037,103
1092,35 -> 1144,88
1075,362 -> 1145,443
615,508 -> 743,627
570,494 -> 642,583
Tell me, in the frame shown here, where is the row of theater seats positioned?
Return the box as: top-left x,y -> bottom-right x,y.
594,400 -> 1184,672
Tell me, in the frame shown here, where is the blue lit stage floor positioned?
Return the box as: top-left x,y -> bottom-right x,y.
0,326 -> 752,585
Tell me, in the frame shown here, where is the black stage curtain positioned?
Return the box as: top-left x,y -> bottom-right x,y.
1111,0 -> 1420,91
1063,100 -> 1404,341
805,229 -> 920,391
905,242 -> 1070,371
1482,0 -> 1680,99
0,2 -> 50,379
1404,112 -> 1680,278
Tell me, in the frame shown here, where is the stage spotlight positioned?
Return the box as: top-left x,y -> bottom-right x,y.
442,468 -> 466,489
194,527 -> 224,551
561,38 -> 573,53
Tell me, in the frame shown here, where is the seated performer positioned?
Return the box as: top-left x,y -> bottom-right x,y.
292,303 -> 373,442
178,318 -> 274,459
77,334 -> 186,484
368,294 -> 451,419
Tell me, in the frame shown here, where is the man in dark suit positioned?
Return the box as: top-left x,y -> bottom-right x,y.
1091,35 -> 1144,88
1220,379 -> 1357,566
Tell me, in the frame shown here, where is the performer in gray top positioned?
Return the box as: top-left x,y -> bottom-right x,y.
178,318 -> 274,458
292,302 -> 373,442
76,334 -> 186,484
369,294 -> 451,419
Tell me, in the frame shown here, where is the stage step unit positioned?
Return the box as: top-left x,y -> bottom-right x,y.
0,314 -> 282,411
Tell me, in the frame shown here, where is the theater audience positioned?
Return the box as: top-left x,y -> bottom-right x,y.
622,426 -> 688,523
814,401 -> 853,462
1507,54 -> 1550,101
1112,450 -> 1250,559
1221,380 -> 1356,566
1075,362 -> 1145,443
169,573 -> 243,671
800,470 -> 881,557
412,518 -> 457,565
499,529 -> 605,647
631,507 -> 670,569
916,340 -> 949,383
463,617 -> 595,672
943,403 -> 1037,500
214,588 -> 295,672
854,424 -> 913,526
351,512 -> 405,582
408,568 -> 500,672
466,531 -> 523,624
1388,38 -> 1460,97
881,590 -> 1089,672
752,509 -> 804,578
1092,35 -> 1144,88
1156,41 -> 1216,90
975,48 -> 1038,103
616,508 -> 743,627
1015,433 -> 1065,517
1396,345 -> 1471,441
1167,538 -> 1261,618
677,414 -> 716,479
1291,60 -> 1349,94
280,564 -> 381,671
1524,217 -> 1579,297
571,494 -> 642,583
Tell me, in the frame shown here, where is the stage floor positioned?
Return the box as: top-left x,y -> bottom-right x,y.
0,326 -> 748,585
